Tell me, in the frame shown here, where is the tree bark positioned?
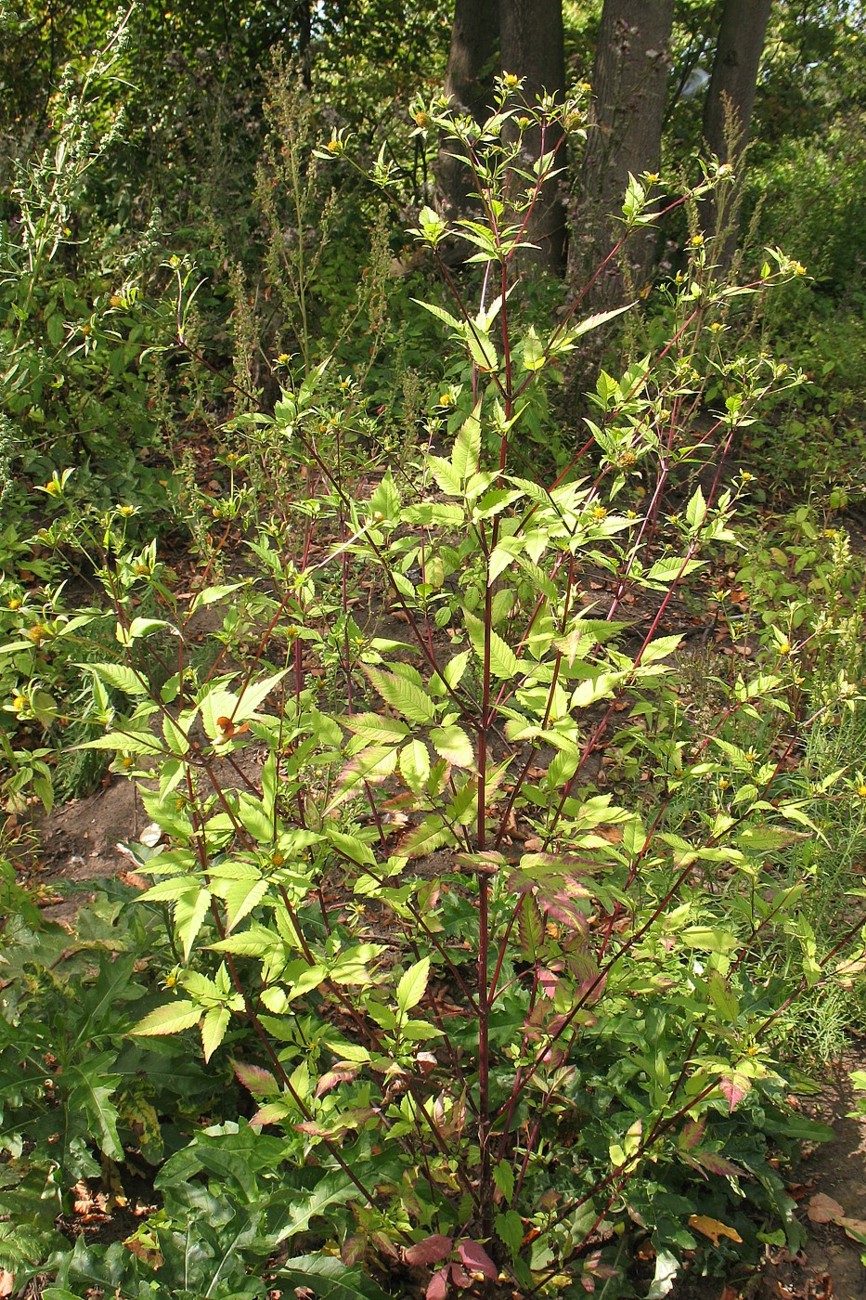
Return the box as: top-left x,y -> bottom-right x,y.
701,0 -> 772,263
569,0 -> 674,304
445,0 -> 498,123
703,0 -> 773,163
439,0 -> 498,216
499,0 -> 567,271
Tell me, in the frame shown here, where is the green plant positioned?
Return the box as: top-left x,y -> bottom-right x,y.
31,85 -> 858,1300
0,16 -> 181,517
0,880 -> 242,1289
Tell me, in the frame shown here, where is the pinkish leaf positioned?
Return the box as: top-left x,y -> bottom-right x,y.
538,968 -> 559,998
690,1148 -> 745,1177
719,1070 -> 750,1112
426,1266 -> 449,1300
679,1116 -> 706,1151
249,1102 -> 287,1127
457,1238 -> 498,1280
404,1235 -> 453,1267
232,1060 -> 278,1095
450,1262 -> 472,1286
315,1066 -> 358,1096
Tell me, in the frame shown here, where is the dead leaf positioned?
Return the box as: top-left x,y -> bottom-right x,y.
688,1213 -> 744,1246
807,1193 -> 845,1224
0,1270 -> 15,1297
838,1215 -> 866,1245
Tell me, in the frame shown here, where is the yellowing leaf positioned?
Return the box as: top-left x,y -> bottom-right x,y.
133,1000 -> 201,1037
688,1215 -> 743,1246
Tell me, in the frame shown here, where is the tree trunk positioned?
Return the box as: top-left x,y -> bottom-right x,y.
701,0 -> 772,263
445,0 -> 498,123
499,0 -> 567,271
569,0 -> 674,304
703,0 -> 772,163
439,0 -> 498,216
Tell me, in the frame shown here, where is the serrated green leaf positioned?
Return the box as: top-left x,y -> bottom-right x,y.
464,609 -> 520,680
686,485 -> 707,529
430,724 -> 474,768
174,886 -> 212,961
365,666 -> 435,724
640,634 -> 683,665
399,738 -> 431,794
399,814 -> 457,858
428,453 -> 464,497
464,324 -> 498,372
133,1000 -> 201,1036
277,1252 -> 391,1298
442,650 -> 470,688
77,662 -> 149,697
451,402 -> 481,480
397,957 -> 430,1014
200,1007 -> 230,1063
645,556 -> 704,584
223,877 -> 269,932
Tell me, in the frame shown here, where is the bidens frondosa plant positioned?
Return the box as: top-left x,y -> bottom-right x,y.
70,79 -> 864,1298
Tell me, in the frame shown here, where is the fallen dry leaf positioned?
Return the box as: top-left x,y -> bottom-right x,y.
0,1269 -> 14,1297
807,1192 -> 845,1223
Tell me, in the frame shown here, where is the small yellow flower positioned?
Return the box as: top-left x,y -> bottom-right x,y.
718,778 -> 730,790
591,505 -> 607,522
740,471 -> 753,483
503,73 -> 520,88
28,624 -> 47,645
43,479 -> 62,496
778,639 -> 791,655
709,321 -> 724,333
745,750 -> 758,763
7,597 -> 21,610
109,294 -> 124,308
438,392 -> 454,408
118,504 -> 135,517
326,138 -> 341,154
12,694 -> 27,712
413,111 -> 429,128
277,353 -> 291,365
644,172 -> 659,184
690,234 -> 704,248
